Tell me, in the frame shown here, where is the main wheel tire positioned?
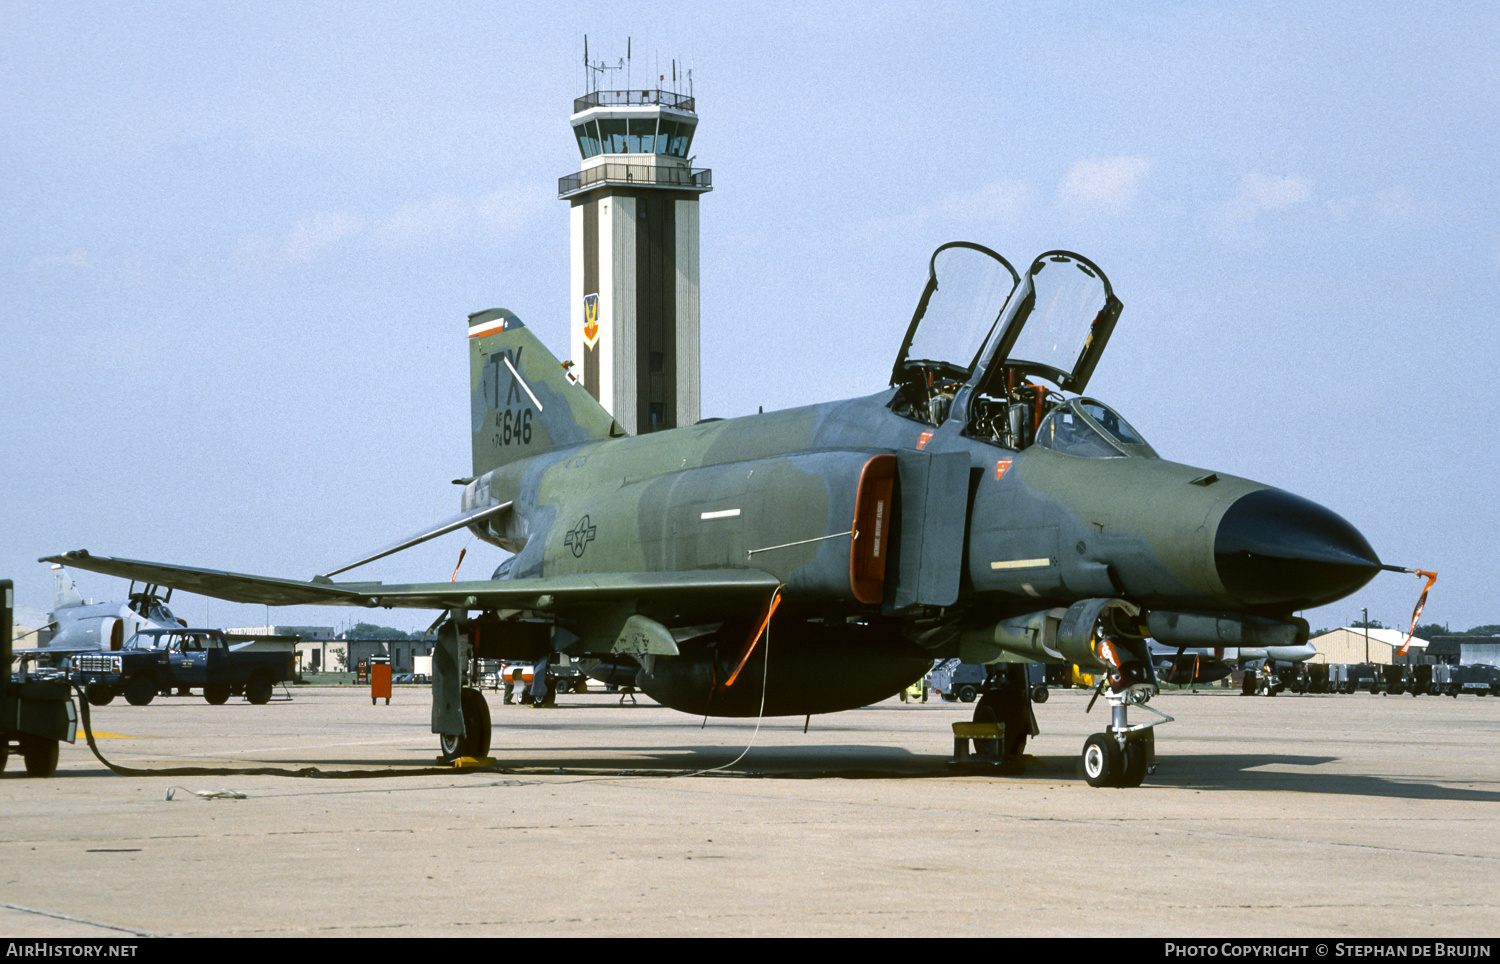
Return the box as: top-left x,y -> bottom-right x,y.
20,735 -> 59,777
1120,737 -> 1149,788
973,690 -> 1028,761
1082,732 -> 1120,788
204,684 -> 231,705
460,688 -> 492,758
86,685 -> 115,707
124,675 -> 156,706
246,673 -> 273,705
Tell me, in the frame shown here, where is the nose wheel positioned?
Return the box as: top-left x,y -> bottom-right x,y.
1082,727 -> 1153,788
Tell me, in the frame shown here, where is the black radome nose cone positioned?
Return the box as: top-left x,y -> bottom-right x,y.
1214,489 -> 1381,609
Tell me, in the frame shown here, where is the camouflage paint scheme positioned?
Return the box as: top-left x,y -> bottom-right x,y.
46,244 -> 1384,777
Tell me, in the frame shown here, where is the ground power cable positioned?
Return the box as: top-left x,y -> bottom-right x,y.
71,682 -> 476,780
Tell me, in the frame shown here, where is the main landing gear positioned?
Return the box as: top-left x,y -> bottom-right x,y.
1081,636 -> 1172,788
432,612 -> 496,763
972,665 -> 1038,766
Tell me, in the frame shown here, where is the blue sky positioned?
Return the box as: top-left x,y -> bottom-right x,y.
4,1 -> 1496,635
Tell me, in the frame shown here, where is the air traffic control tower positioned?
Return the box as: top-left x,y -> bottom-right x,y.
559,80 -> 711,434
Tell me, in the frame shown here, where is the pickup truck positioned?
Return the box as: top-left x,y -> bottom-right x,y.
72,628 -> 294,706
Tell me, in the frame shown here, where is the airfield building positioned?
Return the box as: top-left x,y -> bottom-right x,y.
1308,627 -> 1429,665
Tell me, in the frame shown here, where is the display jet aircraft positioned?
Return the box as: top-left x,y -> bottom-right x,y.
46,243 -> 1389,787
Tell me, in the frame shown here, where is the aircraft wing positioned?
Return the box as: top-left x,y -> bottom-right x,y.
39,551 -> 781,617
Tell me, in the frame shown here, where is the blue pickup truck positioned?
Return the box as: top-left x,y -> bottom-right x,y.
72,628 -> 294,706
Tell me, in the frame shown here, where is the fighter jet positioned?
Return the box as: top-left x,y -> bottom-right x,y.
46,243 -> 1389,787
16,566 -> 185,660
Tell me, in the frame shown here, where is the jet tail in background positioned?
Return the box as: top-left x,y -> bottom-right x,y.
468,309 -> 625,478
51,565 -> 83,612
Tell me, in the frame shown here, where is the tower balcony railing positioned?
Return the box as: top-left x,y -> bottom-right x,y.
558,164 -> 713,199
574,89 -> 696,113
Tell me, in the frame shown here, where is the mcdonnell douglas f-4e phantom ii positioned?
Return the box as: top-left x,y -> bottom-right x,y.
47,243 -> 1390,787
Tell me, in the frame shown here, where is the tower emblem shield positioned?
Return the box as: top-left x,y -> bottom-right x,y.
583,293 -> 600,347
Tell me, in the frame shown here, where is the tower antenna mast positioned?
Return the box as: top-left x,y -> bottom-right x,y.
582,35 -> 622,94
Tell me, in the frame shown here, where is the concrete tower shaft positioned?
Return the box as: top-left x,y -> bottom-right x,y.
560,87 -> 711,435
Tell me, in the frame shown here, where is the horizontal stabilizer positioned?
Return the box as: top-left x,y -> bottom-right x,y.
41,550 -> 781,616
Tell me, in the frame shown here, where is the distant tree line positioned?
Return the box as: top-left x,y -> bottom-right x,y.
343,621 -> 422,640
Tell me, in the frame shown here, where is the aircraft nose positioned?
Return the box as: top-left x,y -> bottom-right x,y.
1214,489 -> 1381,609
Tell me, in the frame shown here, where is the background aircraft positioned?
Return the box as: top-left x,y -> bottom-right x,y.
47,243 -> 1390,788
1149,638 -> 1317,685
14,566 -> 185,661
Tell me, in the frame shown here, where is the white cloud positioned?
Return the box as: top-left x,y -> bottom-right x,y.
370,188 -> 545,247
1372,186 -> 1418,221
1241,172 -> 1313,209
476,187 -> 548,230
1326,185 -> 1423,226
280,210 -> 362,264
236,187 -> 545,271
1221,173 -> 1313,226
867,178 -> 1034,236
24,250 -> 93,275
1057,156 -> 1153,213
940,179 -> 1033,222
1326,195 -> 1360,223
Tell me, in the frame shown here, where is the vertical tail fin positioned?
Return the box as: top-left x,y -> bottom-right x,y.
468,309 -> 625,477
51,565 -> 83,612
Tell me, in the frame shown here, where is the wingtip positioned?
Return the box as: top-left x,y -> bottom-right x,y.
39,550 -> 88,564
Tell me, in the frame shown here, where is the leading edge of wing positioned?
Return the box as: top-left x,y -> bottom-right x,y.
40,551 -> 782,613
318,501 -> 513,579
40,551 -> 375,607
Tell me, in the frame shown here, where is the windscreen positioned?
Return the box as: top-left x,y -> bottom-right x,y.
1037,399 -> 1156,458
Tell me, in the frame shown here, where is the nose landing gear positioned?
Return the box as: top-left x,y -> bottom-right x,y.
1083,637 -> 1172,788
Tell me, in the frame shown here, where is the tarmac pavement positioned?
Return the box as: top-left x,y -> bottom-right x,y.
1,685 -> 1497,937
